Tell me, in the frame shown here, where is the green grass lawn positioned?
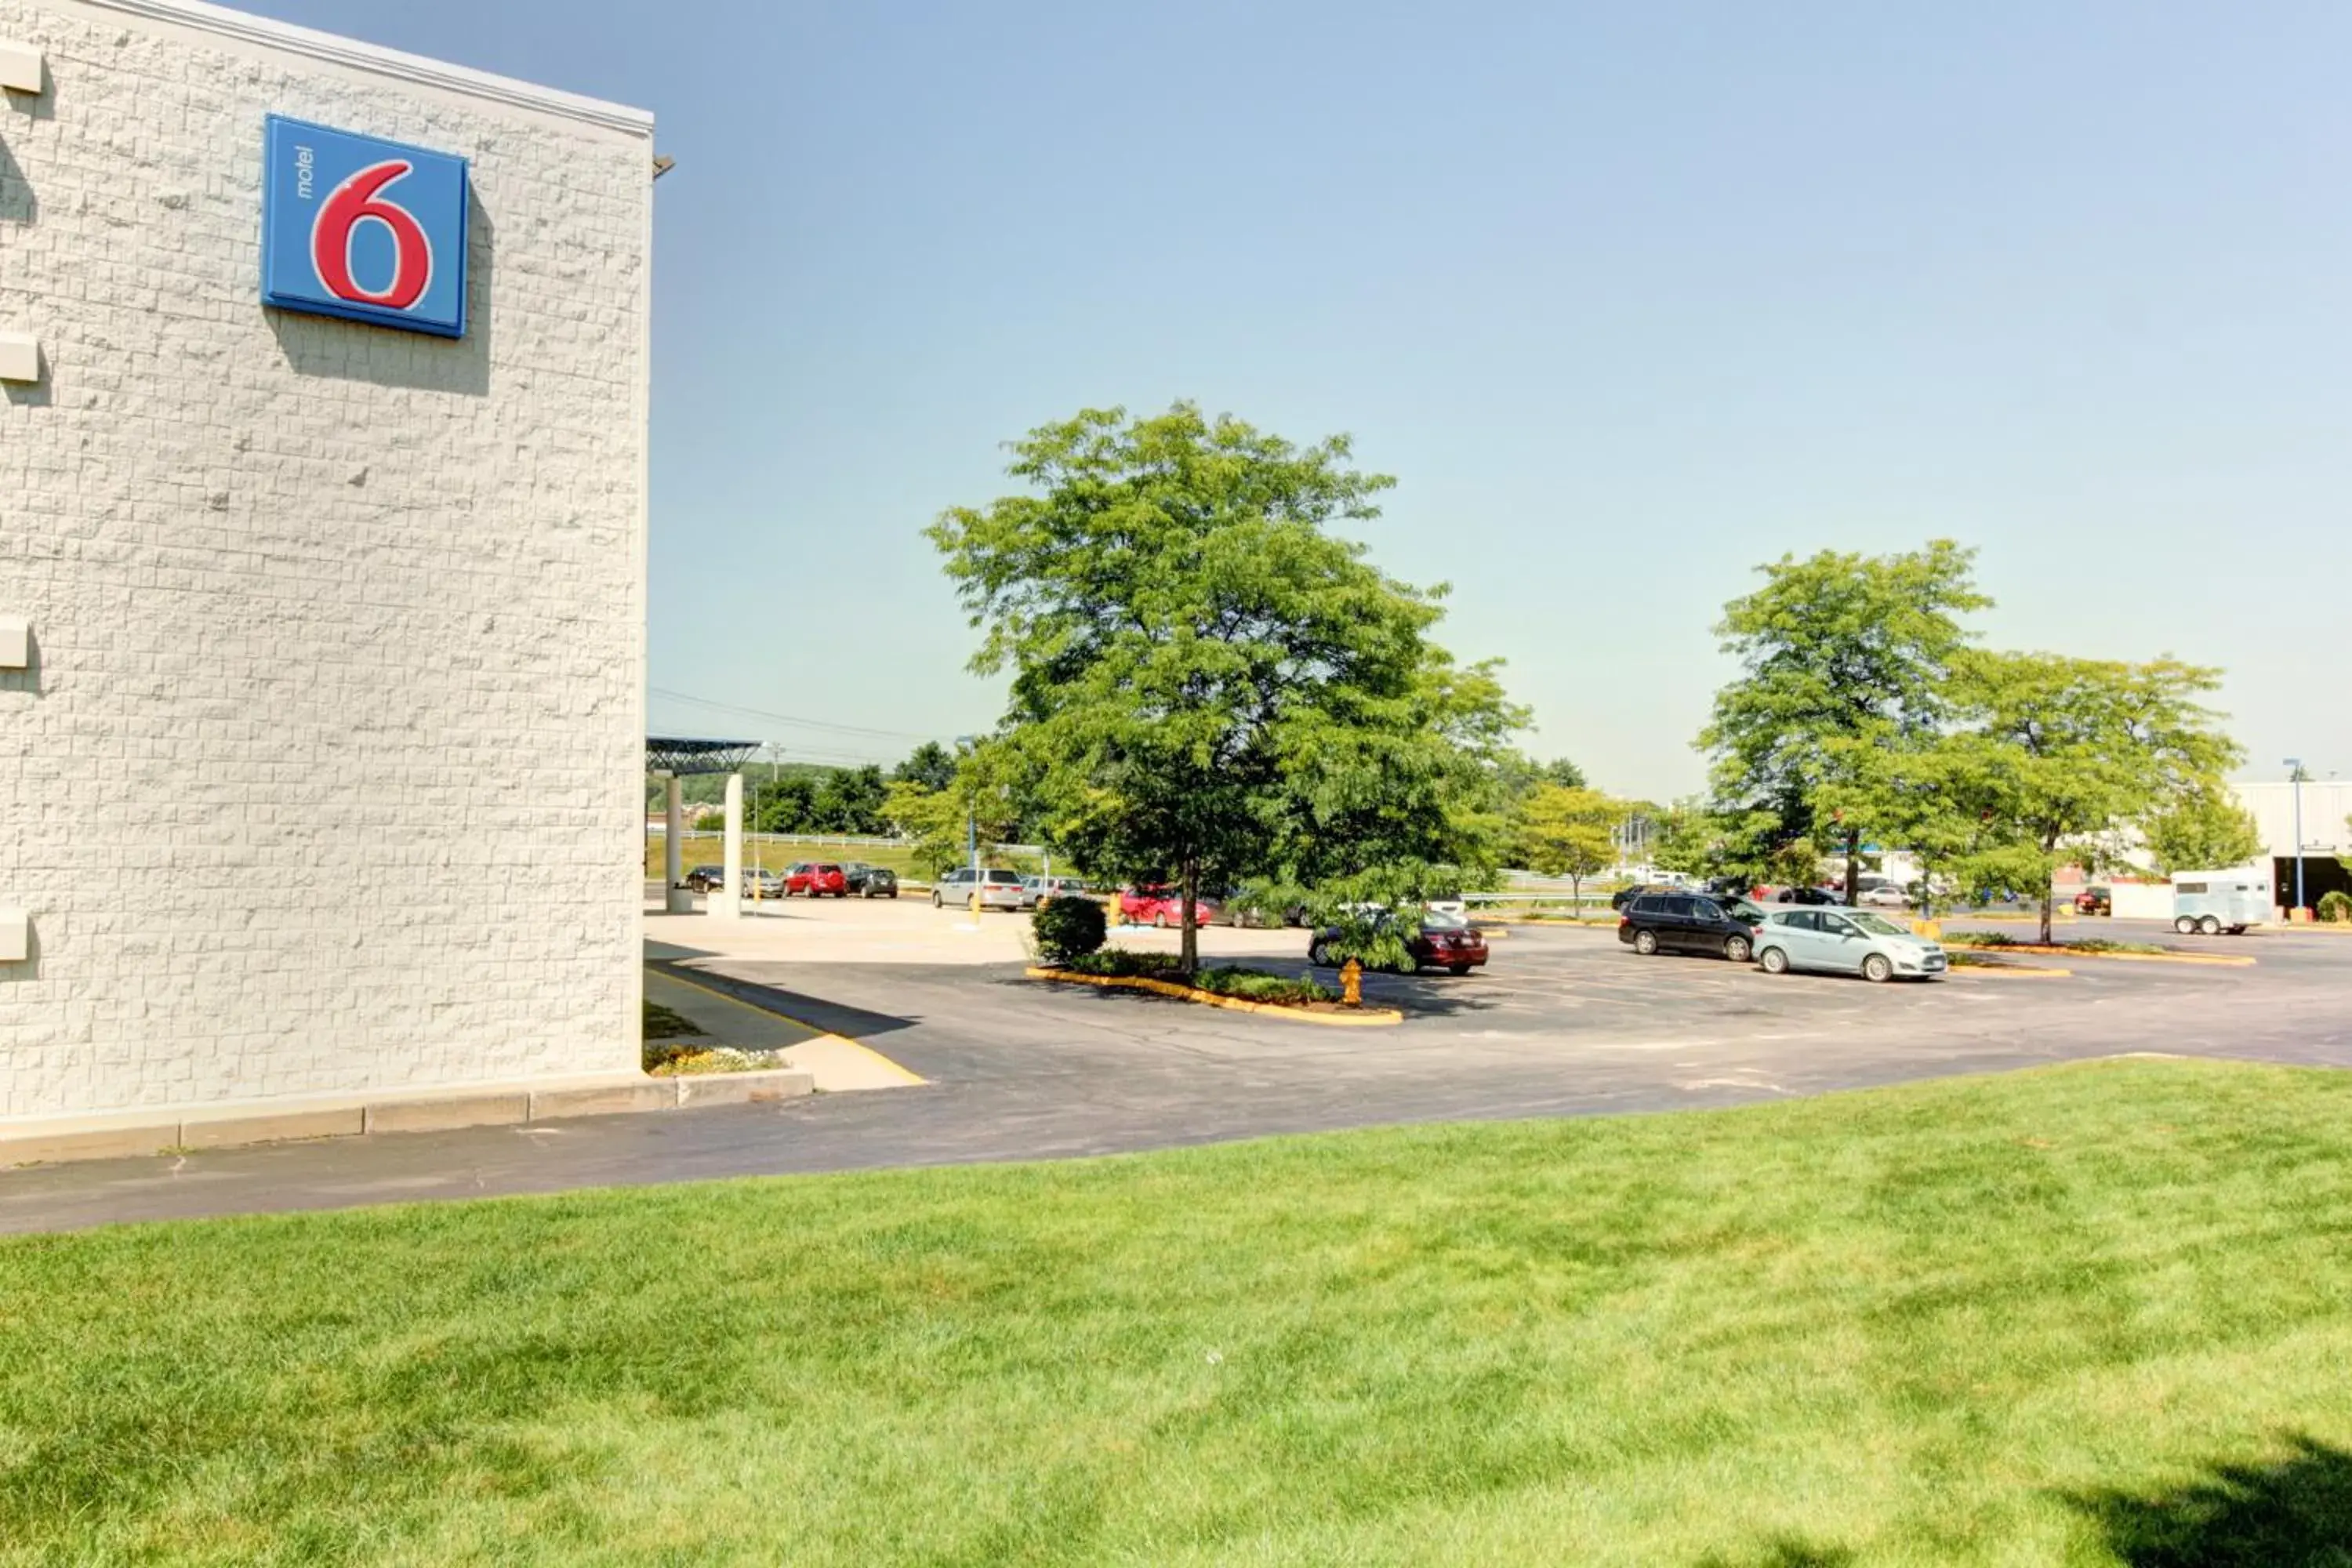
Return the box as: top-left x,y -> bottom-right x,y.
6,1058 -> 2352,1566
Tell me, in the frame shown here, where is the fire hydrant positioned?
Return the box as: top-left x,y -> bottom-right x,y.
1339,958 -> 1363,1007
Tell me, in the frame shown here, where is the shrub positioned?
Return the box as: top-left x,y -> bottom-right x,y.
1192,967 -> 1336,1005
1032,896 -> 1109,964
1062,947 -> 1181,979
2321,891 -> 2352,924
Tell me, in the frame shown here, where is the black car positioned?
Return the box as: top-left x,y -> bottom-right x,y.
1773,886 -> 1847,907
683,864 -> 727,892
845,862 -> 898,899
1617,892 -> 1767,962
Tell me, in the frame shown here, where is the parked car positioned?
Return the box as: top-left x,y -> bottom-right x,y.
1859,884 -> 1911,910
1020,875 -> 1087,909
741,867 -> 786,899
934,866 -> 1026,911
1754,908 -> 1947,982
801,862 -> 849,898
1773,886 -> 1848,907
782,862 -> 815,895
844,862 -> 898,898
1617,891 -> 1766,963
1308,909 -> 1490,975
2074,884 -> 2111,916
683,864 -> 726,893
1118,886 -> 1224,927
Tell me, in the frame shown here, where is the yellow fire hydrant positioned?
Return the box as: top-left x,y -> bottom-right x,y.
1340,958 -> 1363,1007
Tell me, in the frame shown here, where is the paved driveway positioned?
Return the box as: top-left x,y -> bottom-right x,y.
5,921 -> 2350,1234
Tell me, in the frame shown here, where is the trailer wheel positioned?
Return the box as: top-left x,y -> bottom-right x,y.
2199,915 -> 2223,936
2174,916 -> 2195,935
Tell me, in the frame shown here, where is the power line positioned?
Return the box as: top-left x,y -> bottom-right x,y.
649,687 -> 945,743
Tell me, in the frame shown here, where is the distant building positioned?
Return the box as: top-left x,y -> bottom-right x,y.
2232,780 -> 2352,910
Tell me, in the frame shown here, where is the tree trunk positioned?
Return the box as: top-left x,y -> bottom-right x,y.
1844,829 -> 1861,906
1179,861 -> 1200,975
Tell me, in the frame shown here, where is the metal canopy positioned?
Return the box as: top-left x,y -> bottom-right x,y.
646,736 -> 760,776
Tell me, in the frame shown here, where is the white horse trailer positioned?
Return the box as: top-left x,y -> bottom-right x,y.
2170,869 -> 2269,935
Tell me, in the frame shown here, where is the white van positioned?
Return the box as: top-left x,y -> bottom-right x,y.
2170,869 -> 2268,936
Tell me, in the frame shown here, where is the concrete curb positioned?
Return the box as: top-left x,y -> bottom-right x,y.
0,1069 -> 815,1171
1024,967 -> 1404,1025
1944,942 -> 2254,967
1950,963 -> 2074,980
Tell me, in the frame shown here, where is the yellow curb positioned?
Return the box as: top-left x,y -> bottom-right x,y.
1951,963 -> 2074,979
1024,967 -> 1404,1026
1945,943 -> 2254,968
655,966 -> 928,1085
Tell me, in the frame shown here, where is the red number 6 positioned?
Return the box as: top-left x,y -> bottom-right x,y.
311,160 -> 434,311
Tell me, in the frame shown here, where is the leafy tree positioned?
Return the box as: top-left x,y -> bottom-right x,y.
1955,652 -> 2241,942
880,772 -> 1018,878
750,773 -> 817,834
1701,541 -> 1991,905
2142,782 -> 2264,876
930,402 -> 1520,973
1648,799 -> 1727,880
1517,785 -> 1621,904
812,764 -> 888,834
892,741 -> 957,794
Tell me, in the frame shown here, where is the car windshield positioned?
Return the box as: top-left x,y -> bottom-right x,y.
1422,909 -> 1471,931
1847,912 -> 1909,937
1724,898 -> 1766,923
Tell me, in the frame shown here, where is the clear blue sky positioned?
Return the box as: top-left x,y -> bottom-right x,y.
250,0 -> 2350,797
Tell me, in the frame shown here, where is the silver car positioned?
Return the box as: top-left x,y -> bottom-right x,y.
933,866 -> 1026,911
1754,908 -> 1946,982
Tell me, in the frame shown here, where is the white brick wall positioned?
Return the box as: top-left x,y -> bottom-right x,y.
0,0 -> 651,1120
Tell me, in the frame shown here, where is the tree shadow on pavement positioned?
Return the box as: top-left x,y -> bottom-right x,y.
648,960 -> 917,1042
2066,1433 -> 2352,1566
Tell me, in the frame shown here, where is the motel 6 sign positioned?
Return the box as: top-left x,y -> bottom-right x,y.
261,115 -> 469,338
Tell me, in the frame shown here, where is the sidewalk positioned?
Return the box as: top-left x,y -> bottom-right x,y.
645,966 -> 924,1093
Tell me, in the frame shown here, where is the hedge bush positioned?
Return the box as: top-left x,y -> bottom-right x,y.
1032,896 -> 1109,964
2320,891 -> 2352,924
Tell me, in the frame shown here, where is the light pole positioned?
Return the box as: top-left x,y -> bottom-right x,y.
2285,758 -> 2306,918
956,734 -> 980,917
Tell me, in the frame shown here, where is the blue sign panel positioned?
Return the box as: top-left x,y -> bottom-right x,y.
261,115 -> 468,338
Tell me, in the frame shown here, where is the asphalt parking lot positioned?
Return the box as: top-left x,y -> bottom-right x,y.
6,906 -> 2350,1232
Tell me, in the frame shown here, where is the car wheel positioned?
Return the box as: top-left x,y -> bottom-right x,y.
1153,912 -> 1169,929
1724,935 -> 1752,964
1633,929 -> 1660,956
887,890 -> 898,899
2199,915 -> 2222,936
931,891 -> 942,909
2174,916 -> 2195,935
1759,946 -> 1790,975
1861,953 -> 1893,983
1447,964 -> 1472,976
1308,942 -> 1331,967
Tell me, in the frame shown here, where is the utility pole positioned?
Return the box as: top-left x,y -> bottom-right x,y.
2285,758 -> 2307,917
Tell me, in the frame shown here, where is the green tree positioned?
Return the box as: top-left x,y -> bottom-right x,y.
892,742 -> 956,794
1957,652 -> 2242,942
750,773 -> 817,834
812,764 -> 888,834
929,402 -> 1520,973
1648,799 -> 1726,880
2141,782 -> 2264,876
1700,541 -> 1991,905
1517,785 -> 1621,904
